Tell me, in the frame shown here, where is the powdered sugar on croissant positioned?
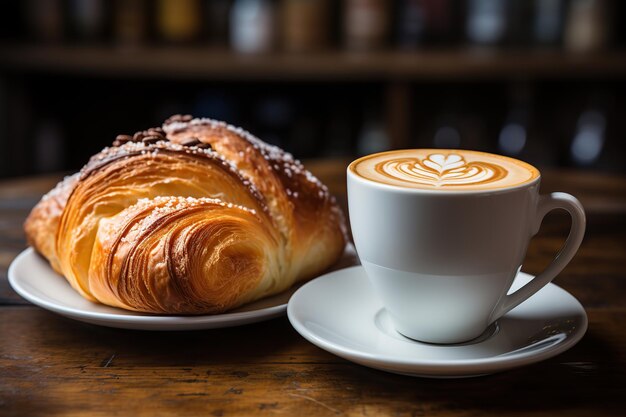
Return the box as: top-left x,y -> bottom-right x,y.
24,117 -> 346,314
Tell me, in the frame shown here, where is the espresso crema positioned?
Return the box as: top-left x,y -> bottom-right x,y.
350,149 -> 539,190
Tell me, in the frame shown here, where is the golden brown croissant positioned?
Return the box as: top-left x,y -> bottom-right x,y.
25,116 -> 346,314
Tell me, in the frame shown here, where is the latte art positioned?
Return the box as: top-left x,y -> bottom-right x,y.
350,149 -> 539,191
377,153 -> 507,187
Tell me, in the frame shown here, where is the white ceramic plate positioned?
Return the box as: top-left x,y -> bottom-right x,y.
288,266 -> 588,378
8,246 -> 357,331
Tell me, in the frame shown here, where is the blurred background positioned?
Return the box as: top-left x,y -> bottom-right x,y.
0,0 -> 625,178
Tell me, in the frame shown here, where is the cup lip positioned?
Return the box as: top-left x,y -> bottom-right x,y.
347,149 -> 541,196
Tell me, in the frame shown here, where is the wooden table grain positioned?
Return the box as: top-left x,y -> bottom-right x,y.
1,160 -> 625,417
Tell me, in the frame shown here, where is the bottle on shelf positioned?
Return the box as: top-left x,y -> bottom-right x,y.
504,0 -> 532,46
343,0 -> 391,51
564,0 -> 613,53
205,0 -> 232,47
230,0 -> 277,54
24,0 -> 65,43
410,0 -> 456,46
113,0 -> 147,47
395,0 -> 425,49
533,0 -> 565,46
156,0 -> 202,44
281,0 -> 330,52
465,0 -> 507,46
68,0 -> 106,42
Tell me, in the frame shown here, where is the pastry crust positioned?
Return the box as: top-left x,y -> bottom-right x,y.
24,173 -> 79,273
24,117 -> 346,313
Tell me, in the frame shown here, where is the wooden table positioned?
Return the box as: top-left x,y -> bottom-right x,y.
1,159 -> 625,417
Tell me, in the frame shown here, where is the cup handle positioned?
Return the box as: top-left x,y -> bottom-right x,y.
490,192 -> 586,321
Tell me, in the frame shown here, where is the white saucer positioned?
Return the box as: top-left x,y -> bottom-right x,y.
8,246 -> 357,331
288,266 -> 587,378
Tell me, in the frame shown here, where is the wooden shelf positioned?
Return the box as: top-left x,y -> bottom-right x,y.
1,44 -> 626,81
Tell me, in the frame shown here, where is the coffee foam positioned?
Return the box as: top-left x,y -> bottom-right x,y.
350,149 -> 539,191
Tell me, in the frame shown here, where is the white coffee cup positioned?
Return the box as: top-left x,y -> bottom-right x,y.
347,149 -> 586,344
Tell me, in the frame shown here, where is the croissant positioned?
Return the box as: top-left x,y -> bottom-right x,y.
25,116 -> 346,314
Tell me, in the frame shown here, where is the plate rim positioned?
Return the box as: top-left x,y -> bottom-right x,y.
8,247 -> 288,326
287,265 -> 588,375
